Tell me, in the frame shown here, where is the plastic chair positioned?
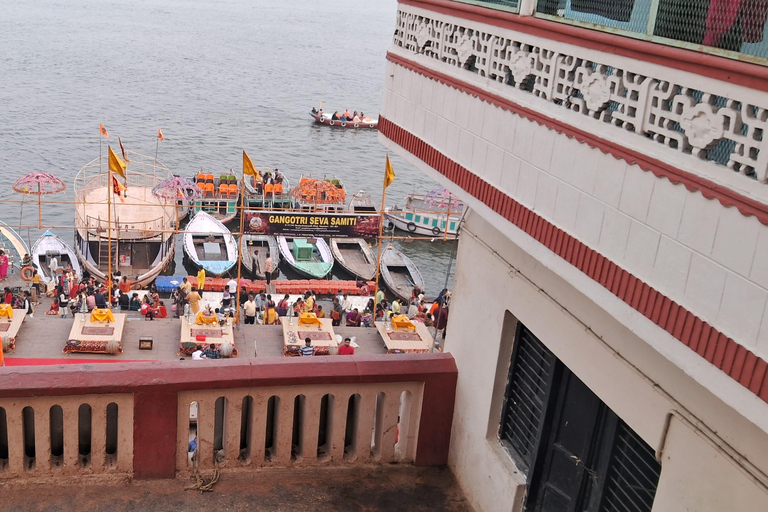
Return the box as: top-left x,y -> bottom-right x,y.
228,175 -> 237,184
205,174 -> 214,183
218,184 -> 228,197
220,174 -> 229,184
274,183 -> 283,194
204,183 -> 215,197
264,183 -> 274,195
196,173 -> 206,184
228,184 -> 239,197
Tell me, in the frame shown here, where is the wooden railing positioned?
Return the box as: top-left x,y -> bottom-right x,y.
0,354 -> 457,480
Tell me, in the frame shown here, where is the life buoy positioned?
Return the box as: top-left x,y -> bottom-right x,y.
21,266 -> 34,281
407,222 -> 417,232
354,123 -> 359,128
386,221 -> 395,230
330,121 -> 335,126
432,226 -> 441,236
341,122 -> 346,127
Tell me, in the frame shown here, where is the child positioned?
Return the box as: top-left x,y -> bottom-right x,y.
46,297 -> 61,316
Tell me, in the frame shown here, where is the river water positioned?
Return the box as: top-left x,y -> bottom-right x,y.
0,0 -> 455,294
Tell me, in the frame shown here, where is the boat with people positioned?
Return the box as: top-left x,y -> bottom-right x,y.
310,107 -> 378,129
379,244 -> 425,302
191,170 -> 239,224
348,190 -> 377,214
241,167 -> 292,210
74,151 -> 176,287
330,238 -> 377,281
277,236 -> 334,279
0,220 -> 30,277
31,231 -> 82,284
240,234 -> 279,279
292,174 -> 347,213
183,211 -> 239,275
385,188 -> 464,239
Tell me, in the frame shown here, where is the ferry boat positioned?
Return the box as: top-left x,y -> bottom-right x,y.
385,192 -> 464,239
309,109 -> 377,129
74,151 -> 176,286
191,170 -> 239,224
241,167 -> 292,210
292,174 -> 347,213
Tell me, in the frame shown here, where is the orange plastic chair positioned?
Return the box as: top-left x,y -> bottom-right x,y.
196,173 -> 206,184
228,184 -> 239,197
204,183 -> 215,197
264,183 -> 274,195
218,184 -> 228,197
274,183 -> 283,194
205,174 -> 214,183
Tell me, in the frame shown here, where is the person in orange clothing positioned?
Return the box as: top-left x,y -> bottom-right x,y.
196,268 -> 205,291
0,338 -> 5,367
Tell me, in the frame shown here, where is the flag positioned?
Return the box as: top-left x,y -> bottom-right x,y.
384,155 -> 395,189
243,150 -> 260,179
157,128 -> 164,141
112,175 -> 126,203
118,136 -> 130,164
108,145 -> 126,179
100,124 -> 109,138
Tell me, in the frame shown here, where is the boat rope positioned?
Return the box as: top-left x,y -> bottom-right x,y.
186,452 -> 222,493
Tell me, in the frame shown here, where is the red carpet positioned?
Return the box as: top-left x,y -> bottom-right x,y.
4,358 -> 148,366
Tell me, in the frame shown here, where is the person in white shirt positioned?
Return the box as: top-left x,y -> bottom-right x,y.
227,278 -> 237,295
48,256 -> 58,277
191,345 -> 207,360
341,294 -> 352,319
264,253 -> 273,285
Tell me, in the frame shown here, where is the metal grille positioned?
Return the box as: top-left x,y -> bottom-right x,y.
499,326 -> 555,471
600,421 -> 662,512
534,0 -> 768,62
454,0 -> 520,13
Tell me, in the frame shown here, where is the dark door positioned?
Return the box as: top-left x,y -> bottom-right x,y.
528,369 -> 604,512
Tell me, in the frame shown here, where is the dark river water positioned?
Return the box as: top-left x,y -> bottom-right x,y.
0,0 -> 455,294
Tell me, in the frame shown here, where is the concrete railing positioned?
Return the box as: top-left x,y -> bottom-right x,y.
0,354 -> 457,480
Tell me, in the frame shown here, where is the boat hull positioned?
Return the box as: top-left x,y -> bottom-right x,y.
277,236 -> 333,279
240,234 -> 279,279
330,238 -> 376,281
0,221 -> 30,273
385,210 -> 461,239
310,111 -> 378,129
183,211 -> 238,275
379,245 -> 425,302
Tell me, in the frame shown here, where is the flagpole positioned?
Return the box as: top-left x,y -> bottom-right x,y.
107,150 -> 113,299
235,163 -> 246,326
373,156 -> 390,306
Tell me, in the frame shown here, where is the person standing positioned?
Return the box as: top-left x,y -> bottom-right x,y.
338,337 -> 354,355
376,287 -> 385,305
434,305 -> 449,340
243,294 -> 257,324
0,250 -> 8,281
48,255 -> 58,278
331,298 -> 342,327
180,277 -> 192,295
187,289 -> 201,314
264,252 -> 273,286
300,337 -> 315,356
226,278 -> 237,295
196,268 -> 206,291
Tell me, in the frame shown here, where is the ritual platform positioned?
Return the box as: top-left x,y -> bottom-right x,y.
64,311 -> 126,354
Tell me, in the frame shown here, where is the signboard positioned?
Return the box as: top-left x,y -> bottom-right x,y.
243,210 -> 380,238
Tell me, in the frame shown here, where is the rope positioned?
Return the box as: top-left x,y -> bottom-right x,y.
185,451 -> 222,493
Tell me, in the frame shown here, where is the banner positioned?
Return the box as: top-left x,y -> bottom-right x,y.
244,210 -> 380,238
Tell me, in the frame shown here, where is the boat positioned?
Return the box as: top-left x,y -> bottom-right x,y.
385,190 -> 464,239
348,190 -> 377,214
31,231 -> 82,284
379,244 -> 425,302
310,109 -> 377,129
191,170 -> 239,223
74,151 -> 176,287
330,238 -> 377,281
291,174 -> 347,213
240,234 -> 279,279
183,211 -> 238,275
277,236 -> 333,279
0,221 -> 30,275
242,167 -> 292,210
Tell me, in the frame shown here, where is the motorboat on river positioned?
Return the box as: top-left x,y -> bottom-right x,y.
310,109 -> 377,129
242,167 -> 292,210
191,170 -> 239,224
385,190 -> 464,239
291,175 -> 347,213
74,151 -> 176,286
277,236 -> 333,279
183,211 -> 238,275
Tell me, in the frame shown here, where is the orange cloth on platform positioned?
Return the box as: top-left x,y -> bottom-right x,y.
298,312 -> 321,325
196,311 -> 218,325
90,308 -> 115,323
392,314 -> 416,331
0,304 -> 13,318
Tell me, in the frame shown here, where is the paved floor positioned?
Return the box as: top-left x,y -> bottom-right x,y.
0,465 -> 473,512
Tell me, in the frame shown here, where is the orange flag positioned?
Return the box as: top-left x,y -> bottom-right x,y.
157,128 -> 164,141
118,136 -> 131,164
100,124 -> 109,138
112,175 -> 126,203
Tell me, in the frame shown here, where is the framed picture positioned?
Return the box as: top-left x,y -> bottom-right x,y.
139,337 -> 153,350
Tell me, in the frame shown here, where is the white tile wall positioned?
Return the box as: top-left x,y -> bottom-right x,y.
424,111 -> 437,149
413,107 -> 426,139
445,123 -> 461,162
548,137 -> 577,183
718,273 -> 768,348
420,78 -> 433,109
553,182 -> 581,232
517,161 -> 539,209
677,192 -> 721,257
592,158 -> 627,209
618,168 -> 655,222
431,79 -> 445,113
471,137 -> 489,178
574,194 -> 606,248
711,207 -> 760,278
750,227 -> 768,290
624,220 -> 661,281
458,129 -> 475,169
434,116 -> 449,157
511,118 -> 534,162
499,152 -> 521,198
598,208 -> 632,263
467,100 -> 485,137
568,142 -> 598,195
481,104 -> 502,147
534,172 -> 559,220
651,236 -> 693,299
529,127 -> 556,172
484,143 -> 505,188
454,91 -> 471,129
684,254 -> 728,324
497,110 -> 518,156
443,87 -> 458,123
645,178 -> 687,238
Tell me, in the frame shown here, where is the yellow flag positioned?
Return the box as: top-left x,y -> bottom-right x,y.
384,155 -> 395,189
108,145 -> 126,179
243,150 -> 260,179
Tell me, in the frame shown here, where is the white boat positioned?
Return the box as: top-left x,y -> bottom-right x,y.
240,234 -> 279,279
242,168 -> 292,210
348,190 -> 377,213
31,231 -> 83,284
277,236 -> 333,279
385,192 -> 464,239
74,151 -> 176,286
183,211 -> 238,275
291,174 -> 346,213
330,238 -> 376,281
0,221 -> 30,275
380,245 -> 425,302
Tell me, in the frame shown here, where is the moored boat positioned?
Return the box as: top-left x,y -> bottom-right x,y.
183,211 -> 238,275
348,190 -> 377,213
292,174 -> 347,213
309,110 -> 377,129
240,234 -> 279,279
277,236 -> 333,279
74,151 -> 176,286
0,221 -> 30,275
31,231 -> 82,284
330,238 -> 376,281
385,189 -> 464,239
191,170 -> 239,223
379,244 -> 425,302
242,167 -> 292,210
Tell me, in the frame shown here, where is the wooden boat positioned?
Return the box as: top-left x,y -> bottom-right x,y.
379,245 -> 425,302
240,234 -> 279,279
183,211 -> 238,275
191,170 -> 239,224
0,220 -> 30,274
31,231 -> 83,284
277,236 -> 333,279
309,110 -> 377,129
74,151 -> 176,286
330,238 -> 376,281
385,193 -> 464,239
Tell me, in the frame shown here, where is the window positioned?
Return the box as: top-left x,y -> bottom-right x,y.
499,323 -> 661,512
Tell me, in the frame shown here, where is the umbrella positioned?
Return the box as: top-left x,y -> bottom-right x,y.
424,186 -> 461,210
151,176 -> 203,232
12,172 -> 67,228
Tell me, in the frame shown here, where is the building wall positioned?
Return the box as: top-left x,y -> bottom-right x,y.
445,211 -> 768,512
